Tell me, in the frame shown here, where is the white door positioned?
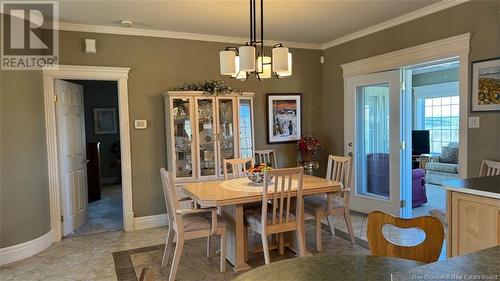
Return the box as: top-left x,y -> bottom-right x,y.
344,70 -> 403,216
55,80 -> 88,236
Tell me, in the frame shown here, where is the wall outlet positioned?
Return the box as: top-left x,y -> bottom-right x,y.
468,116 -> 480,128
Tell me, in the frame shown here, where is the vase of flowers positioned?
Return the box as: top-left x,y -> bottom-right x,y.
297,134 -> 321,162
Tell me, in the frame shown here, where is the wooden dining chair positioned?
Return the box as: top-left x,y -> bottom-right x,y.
304,155 -> 355,251
244,167 -> 306,265
366,211 -> 444,263
160,168 -> 227,281
223,158 -> 254,180
479,160 -> 500,177
255,149 -> 278,168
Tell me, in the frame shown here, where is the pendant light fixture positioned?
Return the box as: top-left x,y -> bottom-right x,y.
219,0 -> 292,81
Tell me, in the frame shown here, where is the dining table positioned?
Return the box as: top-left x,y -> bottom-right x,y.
182,174 -> 341,272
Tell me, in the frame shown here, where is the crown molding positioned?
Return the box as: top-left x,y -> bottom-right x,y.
321,0 -> 472,50
57,22 -> 323,50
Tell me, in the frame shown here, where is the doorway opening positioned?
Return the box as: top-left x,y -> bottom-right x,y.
57,79 -> 123,237
407,60 -> 459,220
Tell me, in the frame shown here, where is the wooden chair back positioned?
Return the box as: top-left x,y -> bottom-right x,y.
326,155 -> 351,188
139,267 -> 155,281
223,158 -> 254,180
160,168 -> 182,233
255,149 -> 278,168
262,167 -> 304,228
367,211 -> 444,263
479,160 -> 500,177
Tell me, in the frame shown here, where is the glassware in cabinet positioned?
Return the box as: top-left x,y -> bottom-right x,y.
196,98 -> 217,177
172,98 -> 193,178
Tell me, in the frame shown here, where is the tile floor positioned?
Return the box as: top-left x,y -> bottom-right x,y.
412,184 -> 446,218
0,221 -> 368,281
67,185 -> 123,238
0,210 -> 446,280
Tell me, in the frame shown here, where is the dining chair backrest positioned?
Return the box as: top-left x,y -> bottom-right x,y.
326,155 -> 351,189
160,168 -> 182,233
223,158 -> 254,180
367,211 -> 444,263
479,160 -> 500,177
262,167 -> 304,226
255,149 -> 278,168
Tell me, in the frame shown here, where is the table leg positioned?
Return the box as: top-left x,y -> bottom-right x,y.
221,204 -> 251,272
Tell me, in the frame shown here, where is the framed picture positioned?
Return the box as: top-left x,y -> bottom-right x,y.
266,93 -> 302,144
472,57 -> 500,112
93,107 -> 118,135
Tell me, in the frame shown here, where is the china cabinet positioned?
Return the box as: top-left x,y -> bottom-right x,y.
163,91 -> 255,183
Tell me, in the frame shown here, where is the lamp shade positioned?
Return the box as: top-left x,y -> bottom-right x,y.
272,46 -> 290,73
276,52 -> 292,77
231,56 -> 247,80
220,50 -> 236,75
257,56 -> 272,79
239,45 -> 256,72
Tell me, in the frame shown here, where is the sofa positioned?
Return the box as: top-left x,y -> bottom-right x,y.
425,142 -> 459,185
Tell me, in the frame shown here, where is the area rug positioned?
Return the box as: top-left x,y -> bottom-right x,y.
112,222 -> 369,281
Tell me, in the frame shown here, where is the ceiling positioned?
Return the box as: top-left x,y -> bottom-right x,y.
56,0 -> 443,45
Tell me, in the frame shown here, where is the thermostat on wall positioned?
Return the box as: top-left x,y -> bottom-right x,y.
134,120 -> 148,129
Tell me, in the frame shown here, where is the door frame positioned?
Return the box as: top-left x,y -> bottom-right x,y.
43,65 -> 133,242
342,33 -> 470,179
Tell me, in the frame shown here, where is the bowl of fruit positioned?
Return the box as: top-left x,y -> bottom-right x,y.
246,163 -> 273,184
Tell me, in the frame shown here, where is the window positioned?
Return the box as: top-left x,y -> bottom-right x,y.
239,99 -> 253,158
414,82 -> 459,154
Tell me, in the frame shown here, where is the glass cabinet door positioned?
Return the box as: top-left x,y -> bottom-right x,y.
217,98 -> 236,175
239,98 -> 254,158
196,98 -> 217,178
172,98 -> 193,179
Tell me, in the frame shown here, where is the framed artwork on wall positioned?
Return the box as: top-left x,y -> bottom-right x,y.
471,57 -> 500,112
93,107 -> 118,135
266,93 -> 302,144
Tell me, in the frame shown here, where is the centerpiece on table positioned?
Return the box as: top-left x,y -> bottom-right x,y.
297,134 -> 321,162
246,163 -> 273,184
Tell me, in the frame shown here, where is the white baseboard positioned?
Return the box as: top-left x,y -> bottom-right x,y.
0,230 -> 53,266
134,214 -> 168,230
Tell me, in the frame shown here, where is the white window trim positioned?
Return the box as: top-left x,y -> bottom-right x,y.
413,81 -> 459,129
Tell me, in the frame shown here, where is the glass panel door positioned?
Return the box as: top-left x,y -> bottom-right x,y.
357,84 -> 391,198
172,98 -> 193,179
238,98 -> 254,158
217,98 -> 236,175
344,70 -> 403,216
196,98 -> 217,178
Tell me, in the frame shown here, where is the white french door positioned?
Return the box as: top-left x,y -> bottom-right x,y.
344,70 -> 404,216
55,80 -> 89,236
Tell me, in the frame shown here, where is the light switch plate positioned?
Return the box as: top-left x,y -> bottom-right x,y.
134,120 -> 148,129
468,116 -> 480,128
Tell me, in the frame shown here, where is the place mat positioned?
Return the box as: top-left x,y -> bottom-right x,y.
220,177 -> 299,193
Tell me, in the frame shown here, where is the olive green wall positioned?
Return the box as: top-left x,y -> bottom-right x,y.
412,68 -> 459,87
1,0 -> 498,249
0,70 -> 51,248
322,0 -> 500,177
57,31 -> 324,217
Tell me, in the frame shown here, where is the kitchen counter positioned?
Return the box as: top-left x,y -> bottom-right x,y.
443,175 -> 500,199
392,245 -> 500,280
445,175 -> 500,257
